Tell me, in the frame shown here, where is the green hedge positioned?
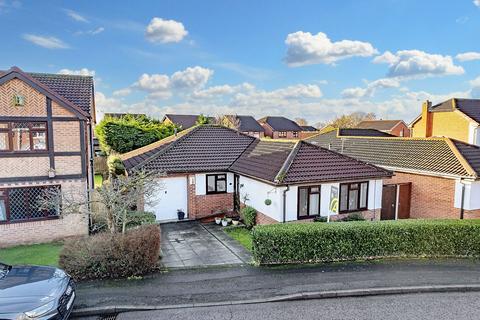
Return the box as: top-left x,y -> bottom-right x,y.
252,219 -> 480,264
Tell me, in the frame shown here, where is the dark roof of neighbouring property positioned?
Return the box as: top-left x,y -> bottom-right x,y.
0,67 -> 92,118
122,125 -> 255,173
300,125 -> 318,131
163,114 -> 215,129
232,115 -> 265,132
338,128 -> 394,137
356,120 -> 405,131
121,125 -> 392,184
306,130 -> 480,179
430,98 -> 480,123
258,116 -> 303,131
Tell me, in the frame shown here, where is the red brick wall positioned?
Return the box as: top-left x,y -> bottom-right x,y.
386,172 -> 480,219
390,123 -> 411,137
299,131 -> 319,139
187,175 -> 234,219
256,210 -> 278,225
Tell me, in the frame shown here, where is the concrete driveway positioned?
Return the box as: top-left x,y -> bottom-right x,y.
160,221 -> 251,268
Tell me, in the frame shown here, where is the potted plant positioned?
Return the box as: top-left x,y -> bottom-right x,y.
232,219 -> 239,226
221,218 -> 229,227
215,216 -> 222,225
177,209 -> 185,220
226,216 -> 232,223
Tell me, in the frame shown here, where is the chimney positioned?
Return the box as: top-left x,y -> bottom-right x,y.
421,100 -> 432,137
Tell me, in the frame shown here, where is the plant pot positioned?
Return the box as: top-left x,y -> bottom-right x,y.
232,220 -> 239,226
221,220 -> 229,227
215,217 -> 222,225
226,218 -> 232,223
177,211 -> 185,220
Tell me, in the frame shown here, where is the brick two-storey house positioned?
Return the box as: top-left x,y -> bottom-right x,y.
258,116 -> 303,139
0,66 -> 95,247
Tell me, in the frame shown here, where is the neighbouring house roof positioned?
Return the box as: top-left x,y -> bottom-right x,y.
431,98 -> 480,124
230,115 -> 265,132
356,120 -> 405,131
162,114 -> 215,129
300,125 -> 317,131
122,125 -> 392,185
0,67 -> 92,119
338,128 -> 394,137
258,116 -> 303,131
306,130 -> 480,179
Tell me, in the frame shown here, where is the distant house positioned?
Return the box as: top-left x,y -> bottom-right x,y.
162,114 -> 214,130
0,66 -> 94,247
299,125 -> 319,139
121,125 -> 391,223
411,99 -> 480,145
356,120 -> 410,137
308,130 -> 480,220
221,115 -> 265,138
258,116 -> 303,139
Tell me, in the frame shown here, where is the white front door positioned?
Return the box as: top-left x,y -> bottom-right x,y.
146,177 -> 188,221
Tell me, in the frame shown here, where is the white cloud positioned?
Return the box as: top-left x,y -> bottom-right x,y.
373,50 -> 464,79
171,66 -> 213,89
456,52 -> 480,62
0,0 -> 21,14
65,9 -> 89,23
23,34 -> 69,49
284,31 -> 378,66
113,88 -> 132,97
474,0 -> 480,7
58,68 -> 95,76
145,17 -> 188,43
471,76 -> 480,98
342,78 -> 400,98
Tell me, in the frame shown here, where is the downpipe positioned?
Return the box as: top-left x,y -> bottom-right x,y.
283,185 -> 290,223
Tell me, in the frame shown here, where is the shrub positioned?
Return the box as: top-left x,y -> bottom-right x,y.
126,211 -> 156,228
60,225 -> 161,280
341,212 -> 366,221
95,114 -> 178,154
313,216 -> 328,222
241,206 -> 257,229
251,219 -> 480,265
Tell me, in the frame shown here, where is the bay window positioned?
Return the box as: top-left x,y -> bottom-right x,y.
339,182 -> 369,213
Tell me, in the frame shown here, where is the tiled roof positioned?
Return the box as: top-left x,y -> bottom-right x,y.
300,125 -> 318,132
431,98 -> 480,123
122,125 -> 392,184
356,120 -> 403,131
28,72 -> 94,116
338,128 -> 393,137
282,142 -> 392,184
258,116 -> 303,131
122,125 -> 255,173
306,131 -> 479,178
235,115 -> 265,132
163,114 -> 214,129
229,140 -> 295,182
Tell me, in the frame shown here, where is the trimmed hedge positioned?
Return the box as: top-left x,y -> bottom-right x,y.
60,225 -> 160,280
252,220 -> 480,264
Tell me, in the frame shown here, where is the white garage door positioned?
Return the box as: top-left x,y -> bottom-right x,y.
146,177 -> 188,221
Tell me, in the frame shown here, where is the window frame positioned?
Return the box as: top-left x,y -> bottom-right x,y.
297,186 -> 321,220
293,131 -> 299,138
0,185 -> 60,224
206,174 -> 228,195
0,121 -> 48,153
339,181 -> 369,213
278,131 -> 287,138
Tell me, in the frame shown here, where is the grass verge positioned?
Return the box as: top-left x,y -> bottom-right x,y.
224,227 -> 252,251
0,242 -> 63,267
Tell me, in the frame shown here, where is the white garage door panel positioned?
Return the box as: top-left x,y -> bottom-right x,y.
146,177 -> 188,221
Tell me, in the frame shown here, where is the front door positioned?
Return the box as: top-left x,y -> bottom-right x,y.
381,184 -> 396,220
397,183 -> 411,219
233,174 -> 240,212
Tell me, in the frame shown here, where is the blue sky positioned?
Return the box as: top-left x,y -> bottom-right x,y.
1,0 -> 480,125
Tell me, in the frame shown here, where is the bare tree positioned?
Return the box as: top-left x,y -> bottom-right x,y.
214,114 -> 241,131
39,171 -> 163,234
323,111 -> 376,129
295,118 -> 308,126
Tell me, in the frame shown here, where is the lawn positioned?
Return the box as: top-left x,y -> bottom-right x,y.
0,242 -> 63,267
225,227 -> 252,251
94,174 -> 103,188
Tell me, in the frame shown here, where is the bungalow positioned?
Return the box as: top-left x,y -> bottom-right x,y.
411,99 -> 480,145
220,115 -> 265,138
162,114 -> 214,130
121,125 -> 391,224
258,116 -> 303,139
0,66 -> 94,247
299,125 -> 319,140
356,119 -> 410,137
307,129 -> 480,220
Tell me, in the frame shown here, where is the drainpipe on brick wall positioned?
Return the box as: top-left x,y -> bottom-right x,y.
460,180 -> 465,220
282,185 -> 290,223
